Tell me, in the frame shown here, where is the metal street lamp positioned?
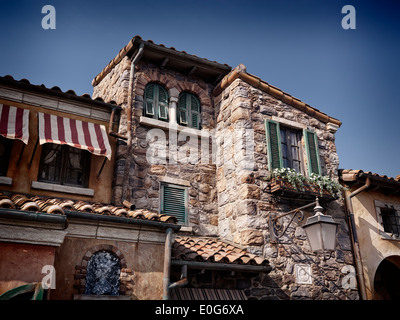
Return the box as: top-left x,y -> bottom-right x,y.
269,197 -> 339,254
302,198 -> 339,252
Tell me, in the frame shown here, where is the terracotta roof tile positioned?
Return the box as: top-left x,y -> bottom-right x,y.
172,236 -> 269,266
0,192 -> 177,224
0,75 -> 120,107
339,169 -> 400,184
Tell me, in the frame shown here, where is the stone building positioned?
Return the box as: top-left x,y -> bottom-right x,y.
90,36 -> 359,300
340,169 -> 400,300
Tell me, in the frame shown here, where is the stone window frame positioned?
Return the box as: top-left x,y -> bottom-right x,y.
74,244 -> 134,298
375,200 -> 400,240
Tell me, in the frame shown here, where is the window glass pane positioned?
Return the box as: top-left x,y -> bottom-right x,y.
381,208 -> 400,236
291,146 -> 299,160
39,144 -> 62,183
64,148 -> 87,186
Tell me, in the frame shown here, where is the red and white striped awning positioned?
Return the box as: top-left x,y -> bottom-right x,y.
38,112 -> 112,160
0,104 -> 30,144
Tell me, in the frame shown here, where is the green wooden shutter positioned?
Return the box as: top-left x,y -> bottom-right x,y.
190,95 -> 200,129
162,184 -> 187,224
178,94 -> 188,125
144,84 -> 155,116
158,86 -> 169,120
304,129 -> 321,175
265,119 -> 283,170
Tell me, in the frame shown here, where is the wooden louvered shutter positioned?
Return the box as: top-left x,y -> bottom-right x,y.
158,86 -> 169,120
144,84 -> 155,116
178,94 -> 188,125
162,184 -> 187,224
265,119 -> 283,170
304,129 -> 321,175
190,95 -> 200,129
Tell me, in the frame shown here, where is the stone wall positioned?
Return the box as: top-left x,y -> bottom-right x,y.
93,60 -> 220,236
213,78 -> 359,299
93,57 -> 359,299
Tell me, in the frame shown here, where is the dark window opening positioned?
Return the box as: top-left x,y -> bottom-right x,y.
381,207 -> 400,237
38,144 -> 90,187
0,136 -> 12,176
85,250 -> 121,296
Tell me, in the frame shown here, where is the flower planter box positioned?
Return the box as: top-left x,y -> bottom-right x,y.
269,178 -> 335,201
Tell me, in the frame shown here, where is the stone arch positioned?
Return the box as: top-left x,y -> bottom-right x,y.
175,81 -> 211,107
81,244 -> 127,268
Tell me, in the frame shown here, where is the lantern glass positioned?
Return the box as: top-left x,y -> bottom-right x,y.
303,214 -> 339,253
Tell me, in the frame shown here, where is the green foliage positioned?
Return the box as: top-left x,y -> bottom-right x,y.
271,168 -> 344,198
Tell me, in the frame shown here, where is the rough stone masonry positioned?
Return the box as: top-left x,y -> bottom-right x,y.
92,48 -> 359,300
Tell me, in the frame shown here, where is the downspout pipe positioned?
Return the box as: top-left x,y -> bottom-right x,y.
344,177 -> 371,300
163,228 -> 188,300
122,42 -> 145,203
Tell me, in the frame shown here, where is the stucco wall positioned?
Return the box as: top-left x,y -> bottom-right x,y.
0,242 -> 56,295
347,189 -> 400,299
52,236 -> 166,300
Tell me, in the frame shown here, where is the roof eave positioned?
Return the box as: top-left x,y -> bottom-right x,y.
92,36 -> 231,87
213,64 -> 342,127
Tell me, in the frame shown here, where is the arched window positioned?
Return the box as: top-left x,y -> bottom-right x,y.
84,250 -> 121,296
143,83 -> 169,121
177,92 -> 201,129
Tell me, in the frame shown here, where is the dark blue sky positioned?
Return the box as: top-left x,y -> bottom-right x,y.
1,0 -> 399,178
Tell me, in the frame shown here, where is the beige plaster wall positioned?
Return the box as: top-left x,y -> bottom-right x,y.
347,189 -> 400,299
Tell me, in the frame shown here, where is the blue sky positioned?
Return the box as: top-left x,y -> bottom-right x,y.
0,0 -> 399,178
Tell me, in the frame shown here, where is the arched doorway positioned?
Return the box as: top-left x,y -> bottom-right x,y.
374,256 -> 400,300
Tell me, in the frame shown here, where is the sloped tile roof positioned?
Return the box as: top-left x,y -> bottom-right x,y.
0,192 -> 177,224
339,169 -> 400,184
172,236 -> 269,266
0,75 -> 120,108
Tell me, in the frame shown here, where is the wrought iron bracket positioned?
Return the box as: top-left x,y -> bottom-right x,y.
269,197 -> 318,243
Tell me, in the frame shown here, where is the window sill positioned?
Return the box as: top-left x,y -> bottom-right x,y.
0,176 -> 12,186
379,230 -> 400,241
31,181 -> 94,196
139,116 -> 209,137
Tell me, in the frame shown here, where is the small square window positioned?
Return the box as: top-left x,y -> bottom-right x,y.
381,207 -> 400,237
160,183 -> 187,224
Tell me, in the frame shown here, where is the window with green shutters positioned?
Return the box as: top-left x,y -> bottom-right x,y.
264,119 -> 321,176
161,183 -> 187,224
144,83 -> 169,121
177,92 -> 201,129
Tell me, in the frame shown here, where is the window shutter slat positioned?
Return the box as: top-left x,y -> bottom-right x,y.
158,102 -> 168,120
144,84 -> 155,116
163,185 -> 186,224
304,129 -> 321,175
265,120 -> 283,170
191,112 -> 199,129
